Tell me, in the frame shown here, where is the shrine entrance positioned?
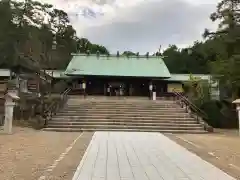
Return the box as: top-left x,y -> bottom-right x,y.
107,82 -> 126,96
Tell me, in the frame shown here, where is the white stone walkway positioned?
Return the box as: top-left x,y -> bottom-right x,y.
72,132 -> 236,180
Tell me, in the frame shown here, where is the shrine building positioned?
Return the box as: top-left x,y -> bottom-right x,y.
63,53 -> 217,98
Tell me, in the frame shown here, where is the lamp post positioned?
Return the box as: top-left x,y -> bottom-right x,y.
3,91 -> 20,134
232,99 -> 240,136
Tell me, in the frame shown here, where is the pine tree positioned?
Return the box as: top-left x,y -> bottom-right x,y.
204,0 -> 240,99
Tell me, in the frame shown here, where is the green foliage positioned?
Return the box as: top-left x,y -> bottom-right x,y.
161,38 -> 227,74
0,0 -> 17,66
200,100 -> 224,128
201,100 -> 238,128
160,0 -> 240,101
182,74 -> 238,128
183,74 -> 210,107
52,80 -> 68,93
205,0 -> 240,100
122,51 -> 137,56
76,38 -> 109,55
0,0 -> 110,70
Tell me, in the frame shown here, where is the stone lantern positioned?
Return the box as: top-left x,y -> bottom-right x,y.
232,99 -> 240,136
3,90 -> 20,134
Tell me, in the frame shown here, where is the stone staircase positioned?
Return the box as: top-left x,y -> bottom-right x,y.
43,97 -> 206,133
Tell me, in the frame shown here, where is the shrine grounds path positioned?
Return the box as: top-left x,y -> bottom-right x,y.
0,126 -> 93,180
0,127 -> 240,180
167,130 -> 240,179
72,131 -> 237,180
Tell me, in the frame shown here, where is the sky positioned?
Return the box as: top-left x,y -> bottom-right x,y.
39,0 -> 220,53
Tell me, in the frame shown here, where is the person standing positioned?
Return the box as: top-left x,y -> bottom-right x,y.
149,82 -> 153,100
107,85 -> 111,96
82,81 -> 86,98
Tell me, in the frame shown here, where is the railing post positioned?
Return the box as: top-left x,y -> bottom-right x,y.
186,105 -> 188,113
43,88 -> 71,126
181,100 -> 184,108
44,113 -> 47,126
55,104 -> 58,115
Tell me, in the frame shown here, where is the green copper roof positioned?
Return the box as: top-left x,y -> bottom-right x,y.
165,74 -> 211,82
65,54 -> 171,78
45,70 -> 70,79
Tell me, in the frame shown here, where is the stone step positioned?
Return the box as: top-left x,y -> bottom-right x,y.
50,119 -> 198,124
43,128 -> 206,134
53,114 -> 192,120
68,99 -> 175,102
63,107 -> 184,112
62,107 -> 185,111
45,98 -> 204,134
52,116 -> 194,121
47,121 -> 201,127
60,112 -> 187,116
68,99 -> 176,103
60,109 -> 185,113
65,107 -> 180,111
67,104 -> 179,107
46,124 -> 203,130
67,101 -> 176,104
57,112 -> 187,117
58,109 -> 186,115
55,112 -> 191,118
67,100 -> 177,104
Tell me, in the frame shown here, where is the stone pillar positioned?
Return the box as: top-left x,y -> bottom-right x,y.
3,91 -> 20,134
152,84 -> 156,100
233,99 -> 240,136
152,91 -> 156,100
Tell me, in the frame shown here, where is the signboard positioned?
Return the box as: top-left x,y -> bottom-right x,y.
0,83 -> 7,92
167,83 -> 183,93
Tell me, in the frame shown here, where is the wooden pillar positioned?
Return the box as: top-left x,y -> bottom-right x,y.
129,84 -> 132,96
104,83 -> 106,96
36,73 -> 40,95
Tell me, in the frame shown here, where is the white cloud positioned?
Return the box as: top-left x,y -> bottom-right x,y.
39,0 -> 219,53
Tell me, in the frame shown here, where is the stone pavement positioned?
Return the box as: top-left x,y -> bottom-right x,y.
72,132 -> 236,180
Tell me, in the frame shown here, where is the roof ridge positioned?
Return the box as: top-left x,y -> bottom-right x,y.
71,53 -> 164,59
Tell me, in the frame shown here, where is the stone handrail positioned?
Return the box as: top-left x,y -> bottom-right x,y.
43,88 -> 71,126
173,90 -> 213,132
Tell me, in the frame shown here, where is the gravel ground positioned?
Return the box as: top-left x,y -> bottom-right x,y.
0,127 -> 92,180
44,132 -> 93,180
166,132 -> 240,179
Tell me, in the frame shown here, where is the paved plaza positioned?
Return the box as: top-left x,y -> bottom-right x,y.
72,132 -> 236,180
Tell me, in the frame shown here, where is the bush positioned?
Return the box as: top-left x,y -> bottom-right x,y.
183,74 -> 210,107
200,100 -> 223,128
200,100 -> 238,128
52,80 -> 68,93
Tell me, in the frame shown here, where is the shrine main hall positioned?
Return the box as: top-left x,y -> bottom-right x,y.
62,53 -> 215,98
